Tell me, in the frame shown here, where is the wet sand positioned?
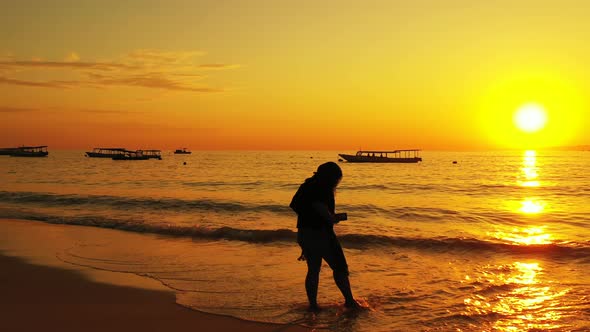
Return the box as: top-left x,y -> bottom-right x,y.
0,219 -> 311,332
0,254 -> 311,332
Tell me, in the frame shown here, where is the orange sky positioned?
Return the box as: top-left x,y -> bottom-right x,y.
1,1 -> 590,150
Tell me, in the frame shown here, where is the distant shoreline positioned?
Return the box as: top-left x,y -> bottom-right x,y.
1,147 -> 589,152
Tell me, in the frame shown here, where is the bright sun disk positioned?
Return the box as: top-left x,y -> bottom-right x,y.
514,103 -> 548,133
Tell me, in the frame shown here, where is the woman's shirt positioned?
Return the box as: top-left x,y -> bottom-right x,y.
290,178 -> 335,230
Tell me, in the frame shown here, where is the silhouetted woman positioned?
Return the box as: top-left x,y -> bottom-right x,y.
290,162 -> 358,311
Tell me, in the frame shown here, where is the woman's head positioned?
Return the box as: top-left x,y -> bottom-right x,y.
314,162 -> 342,190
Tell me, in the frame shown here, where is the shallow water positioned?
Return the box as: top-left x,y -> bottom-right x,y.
1,150 -> 589,331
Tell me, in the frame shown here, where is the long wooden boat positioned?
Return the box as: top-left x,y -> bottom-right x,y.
174,148 -> 191,154
85,147 -> 127,158
0,147 -> 19,155
10,146 -> 49,157
138,149 -> 162,160
338,149 -> 422,163
112,150 -> 149,160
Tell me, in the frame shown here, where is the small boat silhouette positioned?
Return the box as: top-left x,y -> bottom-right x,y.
174,148 -> 191,154
10,146 -> 49,157
338,149 -> 422,163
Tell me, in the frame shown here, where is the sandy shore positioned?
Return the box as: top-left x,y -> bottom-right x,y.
0,219 -> 311,332
0,254 -> 310,332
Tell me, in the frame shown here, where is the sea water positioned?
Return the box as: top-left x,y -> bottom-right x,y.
1,150 -> 589,331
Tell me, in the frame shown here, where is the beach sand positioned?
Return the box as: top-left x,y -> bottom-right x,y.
0,219 -> 311,332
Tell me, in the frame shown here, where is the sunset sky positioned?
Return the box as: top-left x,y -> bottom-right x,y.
1,0 -> 590,150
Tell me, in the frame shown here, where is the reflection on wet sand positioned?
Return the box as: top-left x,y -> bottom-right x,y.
464,261 -> 568,331
492,262 -> 567,331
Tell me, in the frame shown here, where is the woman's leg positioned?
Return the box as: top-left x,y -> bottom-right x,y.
323,237 -> 355,306
299,230 -> 323,309
304,253 -> 322,309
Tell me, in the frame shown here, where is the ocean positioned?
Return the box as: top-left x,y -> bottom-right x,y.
1,150 -> 589,331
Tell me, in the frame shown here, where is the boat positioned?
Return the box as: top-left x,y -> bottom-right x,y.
137,149 -> 162,160
174,148 -> 191,154
338,149 -> 422,163
0,147 -> 19,155
85,147 -> 127,158
10,146 -> 49,157
112,150 -> 149,160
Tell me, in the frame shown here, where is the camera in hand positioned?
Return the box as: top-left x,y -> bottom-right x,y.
335,213 -> 348,222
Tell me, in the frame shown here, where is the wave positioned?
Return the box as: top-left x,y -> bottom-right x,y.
0,191 -> 293,215
338,233 -> 590,257
182,180 -> 265,188
6,190 -> 587,225
2,210 -> 589,258
0,191 -> 465,222
340,184 -> 391,191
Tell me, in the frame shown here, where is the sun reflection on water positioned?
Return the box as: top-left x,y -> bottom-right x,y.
514,150 -> 548,215
491,226 -> 552,245
518,150 -> 540,188
463,261 -> 568,331
520,180 -> 540,188
519,199 -> 545,214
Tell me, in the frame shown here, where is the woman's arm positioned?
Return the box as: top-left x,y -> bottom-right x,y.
311,201 -> 337,225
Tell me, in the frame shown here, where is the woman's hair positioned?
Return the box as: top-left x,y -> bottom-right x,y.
314,162 -> 342,190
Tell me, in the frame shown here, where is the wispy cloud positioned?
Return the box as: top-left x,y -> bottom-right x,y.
0,50 -> 238,92
0,60 -> 135,71
126,49 -> 205,64
198,63 -> 241,70
64,52 -> 80,62
0,106 -> 148,115
89,73 -> 223,92
79,109 -> 147,115
0,52 -> 15,61
0,106 -> 40,113
0,76 -> 71,88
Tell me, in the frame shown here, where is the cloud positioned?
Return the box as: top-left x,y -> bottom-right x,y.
126,49 -> 205,64
0,49 -> 237,92
0,73 -> 221,92
0,60 -> 134,71
172,73 -> 205,78
93,74 -> 222,92
0,52 -> 15,61
0,106 -> 149,115
84,72 -> 218,91
79,109 -> 147,114
0,76 -> 71,88
0,106 -> 40,113
198,63 -> 240,70
64,52 -> 80,62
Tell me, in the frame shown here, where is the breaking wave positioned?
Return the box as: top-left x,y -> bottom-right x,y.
1,209 -> 589,258
0,191 -> 463,221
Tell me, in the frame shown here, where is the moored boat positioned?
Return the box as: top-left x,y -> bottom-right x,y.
174,148 -> 191,154
10,146 -> 49,157
85,147 -> 127,158
0,147 -> 19,155
338,149 -> 422,163
138,149 -> 162,160
112,150 -> 149,160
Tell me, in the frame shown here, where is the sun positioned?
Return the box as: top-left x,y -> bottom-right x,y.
514,103 -> 548,133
